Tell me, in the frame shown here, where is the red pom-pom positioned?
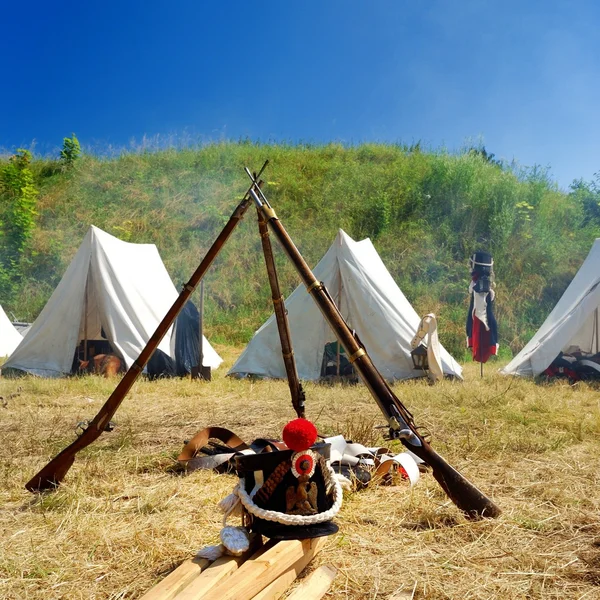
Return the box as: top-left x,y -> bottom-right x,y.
282,419 -> 318,452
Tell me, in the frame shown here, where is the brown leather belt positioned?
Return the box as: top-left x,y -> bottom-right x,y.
178,427 -> 288,473
178,426 -> 249,462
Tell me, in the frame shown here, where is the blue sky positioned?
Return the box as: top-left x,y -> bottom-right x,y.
1,0 -> 598,189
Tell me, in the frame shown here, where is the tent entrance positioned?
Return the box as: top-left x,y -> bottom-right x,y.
72,272 -> 119,373
71,339 -> 115,374
320,341 -> 358,383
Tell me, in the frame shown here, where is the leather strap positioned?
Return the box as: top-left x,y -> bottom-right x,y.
178,426 -> 250,462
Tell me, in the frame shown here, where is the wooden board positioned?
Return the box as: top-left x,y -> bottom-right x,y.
250,539 -> 327,600
201,536 -> 328,600
173,538 -> 266,600
173,554 -> 247,600
285,565 -> 337,600
138,535 -> 328,600
138,557 -> 211,600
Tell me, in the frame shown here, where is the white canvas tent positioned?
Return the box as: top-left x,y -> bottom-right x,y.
0,304 -> 23,357
502,238 -> 600,377
3,226 -> 222,377
229,230 -> 463,381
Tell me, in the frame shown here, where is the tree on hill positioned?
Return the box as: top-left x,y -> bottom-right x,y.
569,174 -> 600,226
60,133 -> 81,168
0,149 -> 39,300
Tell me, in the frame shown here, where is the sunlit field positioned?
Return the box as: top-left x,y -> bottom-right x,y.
1,348 -> 600,599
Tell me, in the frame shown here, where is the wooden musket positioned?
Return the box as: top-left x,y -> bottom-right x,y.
244,167 -> 500,519
25,160 -> 269,493
256,205 -> 306,418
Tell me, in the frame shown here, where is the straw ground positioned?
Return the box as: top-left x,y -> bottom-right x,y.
1,350 -> 600,599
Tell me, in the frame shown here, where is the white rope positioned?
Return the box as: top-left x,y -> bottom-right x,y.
220,493 -> 243,526
235,462 -> 343,526
334,472 -> 353,490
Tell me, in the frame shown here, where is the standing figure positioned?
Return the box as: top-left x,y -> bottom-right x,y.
466,251 -> 498,364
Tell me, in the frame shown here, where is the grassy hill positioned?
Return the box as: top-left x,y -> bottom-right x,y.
2,143 -> 599,359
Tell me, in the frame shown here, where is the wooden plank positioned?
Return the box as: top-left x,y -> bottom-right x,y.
138,557 -> 211,600
201,536 -> 328,600
173,538 -> 269,600
248,568 -> 297,600
250,538 -> 327,600
172,555 -> 244,600
284,565 -> 336,600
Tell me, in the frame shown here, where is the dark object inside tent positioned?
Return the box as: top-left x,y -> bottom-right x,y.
320,341 -> 358,382
172,299 -> 204,376
544,351 -> 600,382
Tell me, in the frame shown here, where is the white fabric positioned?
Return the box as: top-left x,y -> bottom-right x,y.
327,435 -> 373,466
411,313 -> 444,383
3,226 -> 222,377
502,238 -> 600,376
0,304 -> 23,357
377,452 -> 421,486
250,470 -> 264,499
473,292 -> 490,329
324,434 -> 420,486
229,230 -> 462,381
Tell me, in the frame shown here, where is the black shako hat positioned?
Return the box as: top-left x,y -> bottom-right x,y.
234,419 -> 342,540
469,251 -> 494,276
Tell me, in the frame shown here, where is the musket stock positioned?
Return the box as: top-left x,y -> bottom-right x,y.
25,160 -> 269,493
244,168 -> 500,519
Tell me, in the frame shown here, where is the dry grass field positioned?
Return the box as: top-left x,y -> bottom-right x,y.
1,347 -> 600,599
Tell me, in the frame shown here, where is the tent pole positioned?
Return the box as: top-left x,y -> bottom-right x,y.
336,275 -> 341,377
83,274 -> 89,362
191,279 -> 209,380
479,305 -> 483,378
198,279 -> 210,379
199,279 -> 204,370
594,308 -> 598,354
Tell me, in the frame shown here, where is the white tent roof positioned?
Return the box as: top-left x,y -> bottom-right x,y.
3,226 -> 222,377
0,304 -> 23,357
501,239 -> 600,377
229,230 -> 463,381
